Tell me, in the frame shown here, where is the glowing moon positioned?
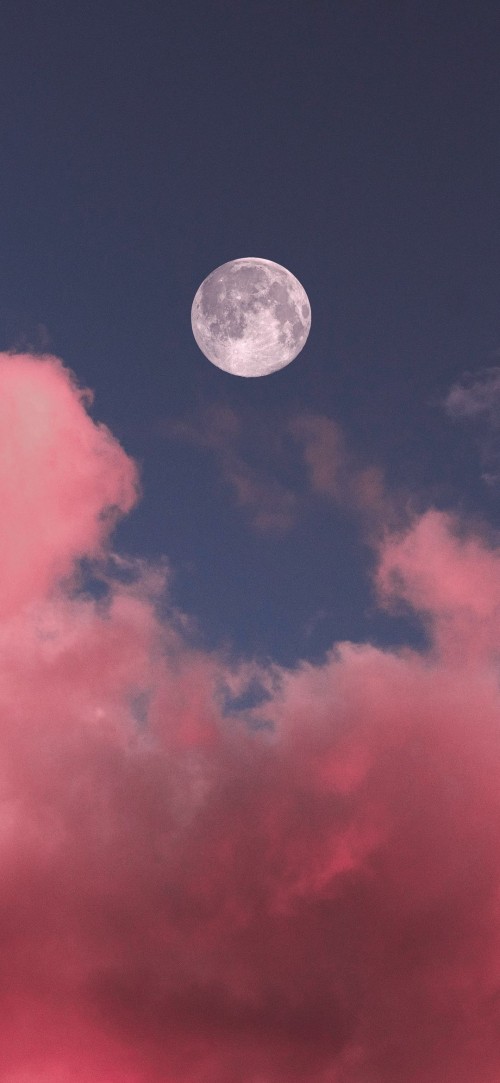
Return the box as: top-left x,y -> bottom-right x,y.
191,257 -> 311,377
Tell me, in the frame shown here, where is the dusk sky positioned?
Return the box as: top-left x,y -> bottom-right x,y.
2,2 -> 500,1080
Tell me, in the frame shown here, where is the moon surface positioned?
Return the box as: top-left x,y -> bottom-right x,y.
191,257 -> 311,377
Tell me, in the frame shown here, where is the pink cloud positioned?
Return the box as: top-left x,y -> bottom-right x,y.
377,508 -> 500,660
1,354 -> 500,1079
290,413 -> 388,521
168,404 -> 299,533
168,406 -> 388,536
0,353 -> 139,619
290,413 -> 346,499
220,457 -> 298,533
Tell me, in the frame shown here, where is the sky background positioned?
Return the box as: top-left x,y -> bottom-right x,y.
2,2 -> 500,1080
3,0 -> 500,663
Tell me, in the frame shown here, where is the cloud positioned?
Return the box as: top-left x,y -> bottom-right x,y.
0,352 -> 139,619
445,367 -> 500,482
290,413 -> 388,523
167,406 -> 388,535
445,367 -> 500,425
2,354 -> 500,1079
168,404 -> 299,533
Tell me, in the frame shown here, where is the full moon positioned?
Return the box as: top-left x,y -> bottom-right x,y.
191,257 -> 311,377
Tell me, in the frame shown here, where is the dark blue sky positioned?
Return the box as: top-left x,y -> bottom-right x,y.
2,0 -> 500,664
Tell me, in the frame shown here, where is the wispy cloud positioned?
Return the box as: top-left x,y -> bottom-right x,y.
290,412 -> 388,522
445,366 -> 500,482
219,456 -> 298,533
168,404 -> 299,534
167,405 -> 389,535
445,366 -> 500,425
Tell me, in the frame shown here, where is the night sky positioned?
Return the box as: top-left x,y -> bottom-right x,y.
2,2 -> 500,1080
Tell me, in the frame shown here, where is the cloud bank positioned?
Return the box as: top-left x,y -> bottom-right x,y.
1,353 -> 500,1081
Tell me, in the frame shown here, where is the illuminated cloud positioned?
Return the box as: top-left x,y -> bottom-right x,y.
0,353 -> 139,619
1,354 -> 500,1080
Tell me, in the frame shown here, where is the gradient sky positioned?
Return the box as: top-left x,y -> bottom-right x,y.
2,2 -> 500,1080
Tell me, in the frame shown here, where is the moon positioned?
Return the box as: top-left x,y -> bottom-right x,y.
191,257 -> 311,377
